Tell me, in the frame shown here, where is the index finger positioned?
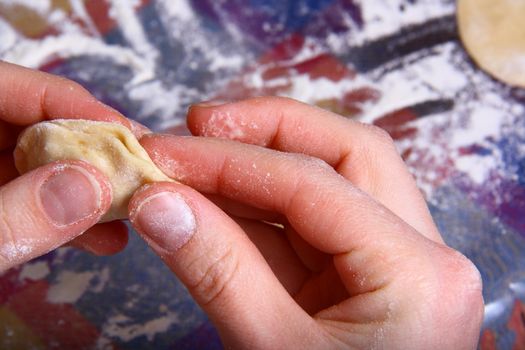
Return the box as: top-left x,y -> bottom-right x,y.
0,61 -> 135,134
188,97 -> 442,243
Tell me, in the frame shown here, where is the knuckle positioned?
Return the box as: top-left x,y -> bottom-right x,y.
397,247 -> 484,347
292,153 -> 336,175
434,247 -> 484,321
442,248 -> 483,298
188,246 -> 240,306
364,124 -> 395,147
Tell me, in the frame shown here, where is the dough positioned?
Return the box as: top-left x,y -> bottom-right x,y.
457,0 -> 525,87
15,119 -> 173,222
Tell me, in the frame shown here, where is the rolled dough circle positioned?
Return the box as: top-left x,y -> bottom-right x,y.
457,0 -> 525,88
14,119 -> 173,222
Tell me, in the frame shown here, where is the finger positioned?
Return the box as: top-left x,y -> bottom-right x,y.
0,160 -> 112,271
293,263 -> 349,315
188,97 -> 441,242
284,225 -> 330,272
205,194 -> 285,224
0,120 -> 23,151
129,119 -> 151,139
141,135 -> 484,338
0,151 -> 18,186
129,182 -> 324,349
68,221 -> 129,256
0,61 -> 137,134
141,135 -> 439,294
234,218 -> 310,295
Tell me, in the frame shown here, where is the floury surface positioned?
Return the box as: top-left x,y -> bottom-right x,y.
0,1 -> 524,349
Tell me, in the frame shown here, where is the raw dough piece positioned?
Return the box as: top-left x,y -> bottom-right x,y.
15,119 -> 173,222
457,0 -> 525,87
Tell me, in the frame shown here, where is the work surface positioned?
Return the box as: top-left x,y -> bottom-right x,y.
0,1 -> 524,349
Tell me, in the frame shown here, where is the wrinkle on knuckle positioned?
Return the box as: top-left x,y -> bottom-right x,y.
284,156 -> 326,197
41,77 -> 93,116
189,246 -> 240,306
267,108 -> 285,148
39,82 -> 50,119
0,193 -> 19,266
215,154 -> 236,195
291,153 -> 335,178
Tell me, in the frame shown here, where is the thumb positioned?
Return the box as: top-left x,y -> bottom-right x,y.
128,183 -> 322,349
0,160 -> 112,270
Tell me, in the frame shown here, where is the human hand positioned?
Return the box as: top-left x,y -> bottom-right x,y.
129,97 -> 483,349
0,61 -> 142,270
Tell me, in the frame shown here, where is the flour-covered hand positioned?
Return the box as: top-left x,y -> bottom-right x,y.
0,61 -> 134,269
130,97 -> 483,349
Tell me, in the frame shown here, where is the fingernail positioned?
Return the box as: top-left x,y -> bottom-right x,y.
134,192 -> 196,251
194,100 -> 228,108
40,166 -> 102,226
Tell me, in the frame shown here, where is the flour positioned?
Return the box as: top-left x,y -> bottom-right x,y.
19,261 -> 50,281
351,0 -> 455,45
362,43 -> 470,122
108,0 -> 158,68
0,18 -> 18,53
47,270 -> 95,304
2,0 -> 51,15
0,238 -> 39,262
155,0 -> 194,22
455,154 -> 498,185
68,0 -> 99,36
3,34 -> 153,82
98,312 -> 179,343
284,74 -> 371,103
0,0 -> 247,129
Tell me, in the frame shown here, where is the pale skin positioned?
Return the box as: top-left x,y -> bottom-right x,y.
0,61 -> 483,349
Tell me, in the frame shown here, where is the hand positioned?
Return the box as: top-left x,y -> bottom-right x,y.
128,97 -> 483,349
0,61 -> 138,270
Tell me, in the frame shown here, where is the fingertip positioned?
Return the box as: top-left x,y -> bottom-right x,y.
0,159 -> 114,269
55,160 -> 114,218
187,100 -> 244,138
187,99 -> 273,144
187,103 -> 213,136
129,182 -> 198,255
32,160 -> 113,228
128,182 -> 193,227
129,182 -> 180,211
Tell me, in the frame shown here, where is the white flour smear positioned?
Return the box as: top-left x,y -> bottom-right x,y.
97,312 -> 179,344
0,0 -> 248,129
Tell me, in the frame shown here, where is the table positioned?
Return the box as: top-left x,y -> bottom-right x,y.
0,1 -> 524,349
